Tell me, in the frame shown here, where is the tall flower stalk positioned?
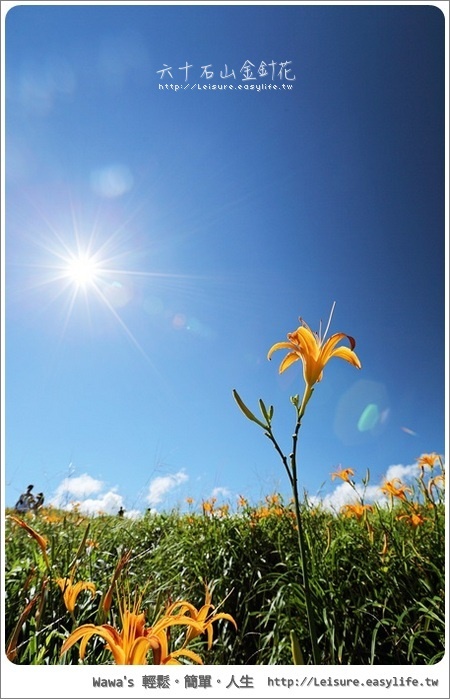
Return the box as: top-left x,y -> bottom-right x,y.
233,304 -> 361,664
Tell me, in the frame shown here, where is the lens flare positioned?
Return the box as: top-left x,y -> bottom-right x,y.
401,426 -> 417,436
357,403 -> 379,432
334,379 -> 390,445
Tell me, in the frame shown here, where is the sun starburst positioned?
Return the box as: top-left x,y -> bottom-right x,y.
9,196 -> 218,371
65,253 -> 100,288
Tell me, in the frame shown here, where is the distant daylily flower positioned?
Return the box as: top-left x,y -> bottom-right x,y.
56,577 -> 96,615
397,508 -> 427,527
202,500 -> 214,515
86,538 -> 99,553
428,474 -> 445,497
331,467 -> 355,483
265,493 -> 281,506
42,513 -> 62,524
417,452 -> 441,471
252,506 -> 271,521
380,478 -> 412,502
341,503 -> 373,519
267,307 -> 361,411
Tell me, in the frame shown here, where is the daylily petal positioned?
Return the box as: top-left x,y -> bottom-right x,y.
303,356 -> 322,386
128,637 -> 155,665
267,341 -> 297,360
151,628 -> 169,663
165,600 -> 197,616
293,326 -> 320,357
68,581 -> 96,613
320,333 -> 355,362
328,345 -> 361,369
165,648 -> 204,665
321,331 -> 356,355
278,352 -> 301,374
61,624 -> 110,657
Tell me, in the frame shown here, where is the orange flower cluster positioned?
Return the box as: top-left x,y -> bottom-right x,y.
61,587 -> 236,665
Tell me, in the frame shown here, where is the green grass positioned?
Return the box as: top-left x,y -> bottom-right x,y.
4,473 -> 444,666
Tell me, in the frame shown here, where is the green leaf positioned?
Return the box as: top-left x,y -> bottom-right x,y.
232,390 -> 267,428
290,630 -> 305,665
258,399 -> 272,425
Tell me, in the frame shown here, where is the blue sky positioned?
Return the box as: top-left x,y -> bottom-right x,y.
3,3 -> 446,517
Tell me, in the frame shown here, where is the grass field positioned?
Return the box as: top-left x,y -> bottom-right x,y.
4,453 -> 445,666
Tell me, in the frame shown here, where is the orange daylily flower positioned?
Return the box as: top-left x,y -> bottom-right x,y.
331,467 -> 355,483
380,478 -> 412,502
41,513 -> 63,524
397,509 -> 427,527
202,501 -> 214,515
341,503 -> 373,519
167,586 -> 237,650
428,474 -> 445,496
265,494 -> 281,506
56,577 -> 97,614
417,452 -> 441,471
267,309 -> 361,410
61,595 -> 206,665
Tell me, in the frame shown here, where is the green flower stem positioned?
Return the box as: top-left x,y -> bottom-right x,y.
265,389 -> 320,665
264,429 -> 294,489
290,406 -> 320,665
233,384 -> 321,663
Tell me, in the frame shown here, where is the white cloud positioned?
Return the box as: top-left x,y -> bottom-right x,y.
146,470 -> 188,507
49,473 -> 135,517
123,509 -> 142,520
385,462 -> 419,482
312,462 -> 419,512
73,490 -> 124,516
311,482 -> 359,513
51,473 -> 103,508
48,469 -> 190,517
210,487 -> 231,500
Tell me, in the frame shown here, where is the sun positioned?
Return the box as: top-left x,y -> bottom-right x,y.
66,253 -> 99,288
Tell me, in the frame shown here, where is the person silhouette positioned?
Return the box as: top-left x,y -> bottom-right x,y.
15,485 -> 35,513
31,493 -> 45,511
118,506 -> 125,517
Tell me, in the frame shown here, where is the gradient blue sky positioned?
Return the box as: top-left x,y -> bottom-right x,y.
4,2 -> 446,516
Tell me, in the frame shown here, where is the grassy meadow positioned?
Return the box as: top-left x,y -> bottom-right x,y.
4,454 -> 445,666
